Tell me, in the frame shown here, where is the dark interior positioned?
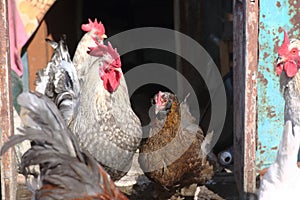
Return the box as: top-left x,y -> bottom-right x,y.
43,0 -> 233,154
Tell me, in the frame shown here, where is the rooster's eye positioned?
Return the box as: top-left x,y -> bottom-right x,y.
291,48 -> 297,54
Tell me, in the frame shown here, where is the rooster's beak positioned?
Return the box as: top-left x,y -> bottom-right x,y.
102,34 -> 107,39
276,55 -> 286,65
114,68 -> 122,73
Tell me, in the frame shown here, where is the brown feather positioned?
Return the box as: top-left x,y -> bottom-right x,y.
139,93 -> 216,189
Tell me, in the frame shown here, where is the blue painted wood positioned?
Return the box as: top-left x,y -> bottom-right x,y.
21,51 -> 29,92
257,0 -> 300,169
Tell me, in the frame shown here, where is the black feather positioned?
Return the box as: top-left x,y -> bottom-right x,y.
0,92 -> 105,198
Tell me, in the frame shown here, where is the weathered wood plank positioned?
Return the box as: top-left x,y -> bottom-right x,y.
0,0 -> 17,199
233,0 -> 258,198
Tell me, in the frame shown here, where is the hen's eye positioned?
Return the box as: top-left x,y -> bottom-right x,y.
162,96 -> 168,102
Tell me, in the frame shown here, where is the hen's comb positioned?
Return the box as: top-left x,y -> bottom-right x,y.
88,42 -> 121,68
278,30 -> 290,55
81,18 -> 105,36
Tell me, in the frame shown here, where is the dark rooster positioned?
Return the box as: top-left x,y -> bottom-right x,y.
35,19 -> 142,181
138,91 -> 218,190
0,92 -> 128,200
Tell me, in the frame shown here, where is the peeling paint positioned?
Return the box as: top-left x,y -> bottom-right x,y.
266,106 -> 276,118
276,1 -> 282,8
288,0 -> 300,35
263,52 -> 270,59
256,0 -> 299,170
257,72 -> 268,86
271,146 -> 278,150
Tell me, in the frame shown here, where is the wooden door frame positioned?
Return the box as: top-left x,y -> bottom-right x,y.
0,0 -> 17,199
233,0 -> 258,198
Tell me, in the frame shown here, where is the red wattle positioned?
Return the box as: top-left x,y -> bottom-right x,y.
101,70 -> 121,93
284,61 -> 298,77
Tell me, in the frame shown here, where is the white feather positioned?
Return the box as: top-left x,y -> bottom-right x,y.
258,120 -> 300,200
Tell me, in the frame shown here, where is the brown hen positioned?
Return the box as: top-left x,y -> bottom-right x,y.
138,91 -> 218,189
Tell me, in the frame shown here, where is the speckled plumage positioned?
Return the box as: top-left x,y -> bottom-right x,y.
71,55 -> 142,180
138,93 -> 217,189
70,20 -> 142,180
280,71 -> 300,128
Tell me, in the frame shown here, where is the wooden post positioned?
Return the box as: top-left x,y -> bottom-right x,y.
0,0 -> 17,199
233,0 -> 258,198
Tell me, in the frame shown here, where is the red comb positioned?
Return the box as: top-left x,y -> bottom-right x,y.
278,30 -> 290,55
88,42 -> 121,68
158,91 -> 163,100
156,91 -> 163,106
81,18 -> 105,35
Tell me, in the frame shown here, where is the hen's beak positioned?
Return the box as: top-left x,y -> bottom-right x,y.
102,34 -> 107,39
155,105 -> 164,115
275,55 -> 286,76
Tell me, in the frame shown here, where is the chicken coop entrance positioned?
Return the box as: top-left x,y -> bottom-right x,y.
0,0 -> 266,199
37,0 -> 234,156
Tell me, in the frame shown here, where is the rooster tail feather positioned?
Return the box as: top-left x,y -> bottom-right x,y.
58,60 -> 80,96
0,134 -> 27,156
35,35 -> 80,124
56,60 -> 80,124
35,36 -> 70,94
16,92 -> 83,160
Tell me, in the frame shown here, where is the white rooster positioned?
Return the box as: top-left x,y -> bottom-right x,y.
258,120 -> 300,200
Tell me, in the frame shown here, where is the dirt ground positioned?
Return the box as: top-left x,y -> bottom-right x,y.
120,172 -> 239,200
114,153 -> 242,200
16,153 -> 250,200
16,171 -> 242,200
